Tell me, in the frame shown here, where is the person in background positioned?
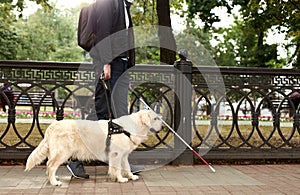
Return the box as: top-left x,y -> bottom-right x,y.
1,82 -> 14,112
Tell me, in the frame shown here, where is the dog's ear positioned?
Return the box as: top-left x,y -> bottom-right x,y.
140,110 -> 152,127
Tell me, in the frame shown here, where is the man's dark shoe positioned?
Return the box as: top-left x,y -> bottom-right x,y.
67,161 -> 89,179
130,164 -> 144,174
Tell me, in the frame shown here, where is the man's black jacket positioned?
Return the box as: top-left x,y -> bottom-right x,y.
90,0 -> 135,68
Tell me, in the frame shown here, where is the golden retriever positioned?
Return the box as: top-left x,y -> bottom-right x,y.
25,110 -> 162,186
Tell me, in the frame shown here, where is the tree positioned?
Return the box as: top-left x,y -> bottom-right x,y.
186,0 -> 300,68
0,0 -> 181,63
175,18 -> 215,67
156,0 -> 176,65
187,0 -> 239,31
131,0 -> 178,65
14,6 -> 83,61
0,0 -> 51,60
0,0 -> 50,17
0,4 -> 19,60
240,0 -> 299,67
213,18 -> 283,67
130,0 -> 158,64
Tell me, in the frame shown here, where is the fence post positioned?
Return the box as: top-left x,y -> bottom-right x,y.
173,50 -> 193,165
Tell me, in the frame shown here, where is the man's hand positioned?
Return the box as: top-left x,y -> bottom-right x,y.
102,64 -> 111,80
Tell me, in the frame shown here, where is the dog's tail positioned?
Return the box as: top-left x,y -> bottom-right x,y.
25,138 -> 49,171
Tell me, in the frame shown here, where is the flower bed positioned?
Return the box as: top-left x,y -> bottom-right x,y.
0,111 -> 82,119
196,114 -> 293,122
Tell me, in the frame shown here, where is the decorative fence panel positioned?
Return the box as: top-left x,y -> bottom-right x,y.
0,60 -> 300,164
192,67 -> 300,160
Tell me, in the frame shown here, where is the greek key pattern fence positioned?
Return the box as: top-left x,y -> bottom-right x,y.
0,60 -> 300,162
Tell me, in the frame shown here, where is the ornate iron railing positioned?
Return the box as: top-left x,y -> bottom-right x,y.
0,60 -> 300,163
192,66 -> 300,160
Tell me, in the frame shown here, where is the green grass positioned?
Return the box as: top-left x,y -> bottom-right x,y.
0,123 -> 48,147
193,125 -> 300,148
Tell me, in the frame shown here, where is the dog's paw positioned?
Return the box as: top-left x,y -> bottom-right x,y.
131,175 -> 139,181
50,180 -> 62,186
117,177 -> 129,183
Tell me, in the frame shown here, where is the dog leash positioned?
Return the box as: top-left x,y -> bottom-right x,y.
100,75 -> 130,153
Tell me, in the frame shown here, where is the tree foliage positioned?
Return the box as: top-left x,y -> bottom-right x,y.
187,0 -> 241,30
0,0 -> 180,63
14,6 -> 83,61
130,0 -> 177,64
0,3 -> 19,59
186,0 -> 300,68
0,0 -> 51,18
0,0 -> 50,60
241,0 -> 300,67
212,19 -> 283,67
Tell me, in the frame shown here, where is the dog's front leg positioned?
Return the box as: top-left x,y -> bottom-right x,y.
108,151 -> 128,183
122,154 -> 139,181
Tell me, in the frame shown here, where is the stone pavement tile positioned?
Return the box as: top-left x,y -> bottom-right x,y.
38,188 -> 55,194
147,186 -> 176,194
53,188 -> 69,195
123,182 -> 148,193
1,189 -> 41,195
225,185 -> 269,195
173,186 -> 209,195
234,164 -> 300,194
0,178 -> 20,188
0,167 -> 25,188
141,165 -> 263,187
0,166 -> 11,175
199,189 -> 232,195
1,164 -> 300,194
248,186 -> 278,194
94,187 -> 109,194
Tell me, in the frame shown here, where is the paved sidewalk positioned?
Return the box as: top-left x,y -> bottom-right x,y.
0,164 -> 299,194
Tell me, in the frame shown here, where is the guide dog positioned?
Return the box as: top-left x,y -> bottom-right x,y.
25,110 -> 162,186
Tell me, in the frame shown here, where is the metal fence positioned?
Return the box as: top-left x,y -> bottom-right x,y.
0,59 -> 300,164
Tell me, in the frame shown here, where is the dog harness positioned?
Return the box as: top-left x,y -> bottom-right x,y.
105,120 -> 131,153
101,77 -> 132,153
107,120 -> 130,138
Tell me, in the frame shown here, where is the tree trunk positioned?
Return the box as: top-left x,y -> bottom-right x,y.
256,30 -> 264,67
293,41 -> 300,68
156,0 -> 177,65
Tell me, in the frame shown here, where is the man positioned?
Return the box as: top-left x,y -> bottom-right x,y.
67,0 -> 137,179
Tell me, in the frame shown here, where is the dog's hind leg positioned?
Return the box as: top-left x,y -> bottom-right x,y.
108,151 -> 128,183
47,153 -> 69,186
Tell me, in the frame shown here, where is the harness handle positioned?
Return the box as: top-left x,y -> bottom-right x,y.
100,73 -> 128,153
